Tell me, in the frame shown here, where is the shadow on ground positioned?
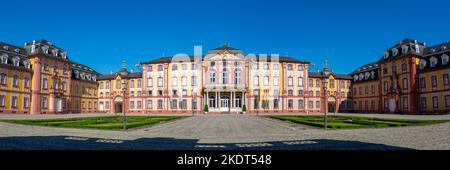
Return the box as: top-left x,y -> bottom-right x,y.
0,136 -> 412,150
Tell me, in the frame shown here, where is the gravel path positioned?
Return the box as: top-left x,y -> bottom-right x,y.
0,113 -> 449,150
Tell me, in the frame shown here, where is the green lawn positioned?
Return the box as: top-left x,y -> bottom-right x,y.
270,115 -> 450,129
1,116 -> 186,130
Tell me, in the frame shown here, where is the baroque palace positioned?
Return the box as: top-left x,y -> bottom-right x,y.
1,38 -> 449,114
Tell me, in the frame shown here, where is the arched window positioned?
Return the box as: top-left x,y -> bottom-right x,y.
264,76 -> 269,86
222,68 -> 229,84
253,76 -> 259,86
209,70 -> 216,84
235,69 -> 241,84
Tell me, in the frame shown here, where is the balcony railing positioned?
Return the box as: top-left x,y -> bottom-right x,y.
204,84 -> 246,90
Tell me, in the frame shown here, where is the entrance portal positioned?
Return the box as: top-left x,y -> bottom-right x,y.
220,96 -> 230,112
115,102 -> 123,113
328,102 -> 336,113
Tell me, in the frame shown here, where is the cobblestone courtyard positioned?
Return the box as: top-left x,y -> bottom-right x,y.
1,113 -> 449,150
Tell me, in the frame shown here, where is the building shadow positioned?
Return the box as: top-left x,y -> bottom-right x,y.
0,136 -> 412,150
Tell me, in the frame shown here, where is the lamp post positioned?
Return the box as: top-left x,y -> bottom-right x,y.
122,80 -> 127,131
323,79 -> 328,130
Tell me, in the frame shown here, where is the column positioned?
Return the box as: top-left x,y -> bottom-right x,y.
206,92 -> 209,107
215,91 -> 218,108
218,91 -> 221,108
31,57 -> 42,114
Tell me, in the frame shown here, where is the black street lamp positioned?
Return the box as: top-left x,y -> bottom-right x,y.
323,79 -> 328,130
122,80 -> 127,131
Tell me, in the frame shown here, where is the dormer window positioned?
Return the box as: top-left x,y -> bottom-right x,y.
415,44 -> 421,54
14,49 -> 20,53
442,54 -> 449,65
23,60 -> 31,69
430,57 -> 437,67
441,46 -> 447,51
61,51 -> 67,59
3,46 -> 8,50
0,54 -> 7,64
75,70 -> 80,78
52,49 -> 59,56
392,48 -> 399,56
364,72 -> 370,80
30,45 -> 36,53
401,45 -> 408,54
359,73 -> 364,80
353,75 -> 358,81
371,71 -> 375,79
41,46 -> 49,54
384,51 -> 389,59
92,75 -> 96,81
419,59 -> 427,69
12,57 -> 20,67
431,49 -> 436,53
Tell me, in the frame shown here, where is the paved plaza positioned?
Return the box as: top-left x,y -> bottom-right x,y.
0,113 -> 449,150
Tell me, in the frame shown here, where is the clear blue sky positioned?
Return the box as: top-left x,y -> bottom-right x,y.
1,0 -> 449,74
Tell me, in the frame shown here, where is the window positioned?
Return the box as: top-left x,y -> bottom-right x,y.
365,86 -> 368,95
298,90 -> 304,96
0,73 -> 7,85
365,101 -> 368,110
316,79 -> 320,87
12,75 -> 19,87
172,64 -> 178,71
181,76 -> 187,86
192,76 -> 197,86
309,79 -> 313,87
254,76 -> 259,86
0,54 -> 7,64
130,101 -> 135,109
392,65 -> 397,74
235,70 -> 241,84
158,77 -> 163,87
419,77 -> 426,89
222,69 -> 229,84
430,57 -> 437,67
209,71 -> 216,84
288,90 -> 293,96
209,96 -> 216,108
330,79 -> 334,88
191,63 -> 197,70
106,92 -> 109,97
147,65 -> 153,72
401,62 -> 407,73
287,64 -> 293,70
106,81 -> 110,89
130,80 -> 135,88
192,100 -> 198,110
299,100 -> 304,109
273,64 -> 279,70
371,84 -> 375,95
316,101 -> 321,109
42,97 -> 48,109
383,81 -> 388,92
298,77 -> 303,87
308,101 -> 313,108
147,90 -> 152,96
288,77 -> 293,86
62,81 -> 66,91
137,79 -> 142,88
443,74 -> 449,86
288,100 -> 293,109
0,95 -> 5,107
42,78 -> 48,89
298,65 -> 304,71
23,97 -> 30,108
431,75 -> 438,87
442,54 -> 449,65
432,96 -> 439,109
147,78 -> 153,87
402,78 -> 408,90
157,100 -> 163,109
11,96 -> 18,108
264,76 -> 269,86
445,96 -> 450,107
403,97 -> 408,109
316,90 -> 320,97
263,63 -> 269,70
158,90 -> 163,96
420,97 -> 427,109
181,99 -> 187,109
172,77 -> 178,86
273,76 -> 279,86
137,101 -> 142,109
359,87 -> 363,95
182,89 -> 187,96
273,99 -> 279,109
147,100 -> 153,109
116,80 -> 121,89
137,91 -> 142,96
309,90 -> 313,96
181,64 -> 187,70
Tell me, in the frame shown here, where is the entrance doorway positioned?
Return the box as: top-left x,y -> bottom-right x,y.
221,96 -> 229,112
115,102 -> 123,113
328,102 -> 336,113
